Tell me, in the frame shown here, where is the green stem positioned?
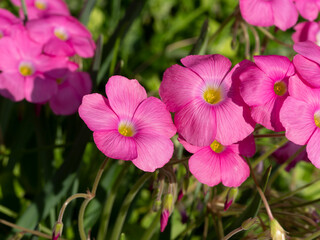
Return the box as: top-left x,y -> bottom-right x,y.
252,138 -> 288,168
223,227 -> 243,240
110,172 -> 153,240
257,27 -> 292,47
141,211 -> 161,240
20,0 -> 28,23
253,133 -> 285,138
78,158 -> 109,240
97,163 -> 130,240
304,229 -> 320,240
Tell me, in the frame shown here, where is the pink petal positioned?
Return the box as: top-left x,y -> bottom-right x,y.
237,134 -> 256,158
0,37 -> 20,71
160,210 -> 169,232
178,136 -> 202,154
93,130 -> 137,160
66,71 -> 92,97
292,22 -> 319,43
295,0 -> 319,21
294,41 -> 320,64
253,55 -> 294,81
69,36 -> 95,58
132,134 -> 174,172
239,0 -> 274,27
43,38 -> 75,57
280,97 -> 316,145
26,18 -> 52,44
78,93 -> 119,132
24,75 -> 57,103
132,97 -> 176,138
0,72 -> 24,101
188,147 -> 221,187
180,54 -> 232,86
288,74 -> 320,103
293,55 -> 320,88
105,76 -> 147,119
306,128 -> 320,168
215,97 -> 254,145
49,84 -> 81,115
239,65 -> 275,106
159,64 -> 204,112
174,97 -> 216,147
272,0 -> 298,31
220,149 -> 250,187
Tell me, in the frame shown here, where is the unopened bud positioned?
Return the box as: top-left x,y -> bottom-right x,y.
160,209 -> 169,232
152,199 -> 161,212
224,188 -> 238,211
257,230 -> 271,240
270,219 -> 286,240
241,217 -> 258,230
163,193 -> 174,213
52,222 -> 63,240
177,190 -> 183,202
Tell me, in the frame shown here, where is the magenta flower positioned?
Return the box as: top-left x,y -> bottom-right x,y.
239,0 -> 298,31
79,76 -> 176,172
11,0 -> 70,20
159,54 -> 254,147
0,8 -> 22,38
239,55 -> 295,132
292,21 -> 320,44
280,74 -> 320,168
45,69 -> 92,115
273,141 -> 310,171
294,0 -> 320,21
179,135 -> 255,187
0,27 -> 71,102
27,15 -> 95,58
293,41 -> 320,88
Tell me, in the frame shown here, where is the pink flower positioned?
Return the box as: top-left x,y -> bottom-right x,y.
293,41 -> 320,88
27,15 -> 95,58
79,76 -> 176,172
294,0 -> 320,21
280,74 -> 320,168
179,135 -> 255,187
46,69 -> 92,115
0,8 -> 22,38
0,27 -> 71,102
292,21 -> 320,44
160,209 -> 169,232
11,0 -> 70,20
239,0 -> 298,31
159,54 -> 254,147
239,55 -> 295,132
273,141 -> 310,171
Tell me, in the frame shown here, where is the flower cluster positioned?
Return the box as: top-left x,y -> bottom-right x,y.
0,2 -> 95,115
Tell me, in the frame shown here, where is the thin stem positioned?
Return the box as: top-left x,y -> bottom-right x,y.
167,157 -> 189,166
257,27 -> 292,47
0,219 -> 66,240
252,138 -> 288,168
304,229 -> 320,240
20,0 -> 28,23
254,133 -> 285,138
240,22 -> 250,59
246,158 -> 274,220
78,158 -> 109,240
223,227 -> 243,240
97,163 -> 130,240
110,172 -> 152,240
57,193 -> 89,223
248,25 -> 260,55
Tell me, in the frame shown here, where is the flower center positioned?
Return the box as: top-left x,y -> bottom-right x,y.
56,78 -> 64,84
203,87 -> 222,105
273,81 -> 287,96
210,140 -> 225,153
118,122 -> 135,137
19,61 -> 35,76
0,30 -> 3,39
54,28 -> 68,41
35,0 -> 47,10
315,112 -> 320,128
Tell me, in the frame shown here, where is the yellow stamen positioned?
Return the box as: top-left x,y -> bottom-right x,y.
19,64 -> 34,76
56,78 -> 63,84
273,81 -> 287,96
315,114 -> 320,128
210,140 -> 225,153
54,29 -> 68,41
35,0 -> 47,10
0,31 -> 3,39
118,123 -> 135,137
203,87 -> 222,105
